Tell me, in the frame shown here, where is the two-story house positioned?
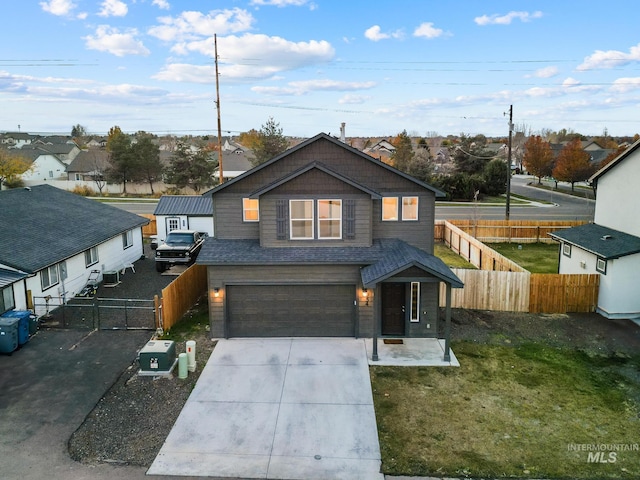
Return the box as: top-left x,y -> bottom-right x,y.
197,133 -> 463,358
550,138 -> 640,320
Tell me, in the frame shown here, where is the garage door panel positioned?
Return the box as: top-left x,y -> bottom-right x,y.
227,285 -> 355,337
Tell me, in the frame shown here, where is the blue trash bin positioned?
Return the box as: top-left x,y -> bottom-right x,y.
0,317 -> 19,354
1,310 -> 31,345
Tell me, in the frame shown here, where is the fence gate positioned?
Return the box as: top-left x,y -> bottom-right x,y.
33,296 -> 158,331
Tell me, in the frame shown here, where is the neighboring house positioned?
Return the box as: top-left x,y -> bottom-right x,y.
550,138 -> 640,320
198,133 -> 463,358
0,185 -> 148,315
154,195 -> 214,242
86,137 -> 107,148
363,138 -> 395,163
24,143 -> 81,164
0,132 -> 34,148
14,147 -> 68,182
66,150 -> 110,181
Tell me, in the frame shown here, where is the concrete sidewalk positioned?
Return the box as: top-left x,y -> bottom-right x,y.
149,338 -> 384,479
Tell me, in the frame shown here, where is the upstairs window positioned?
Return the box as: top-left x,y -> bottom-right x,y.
382,197 -> 398,221
318,199 -> 342,239
402,197 -> 419,221
41,264 -> 59,291
290,200 -> 314,239
84,247 -> 99,267
243,198 -> 260,222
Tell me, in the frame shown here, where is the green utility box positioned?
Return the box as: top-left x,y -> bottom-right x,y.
138,340 -> 177,374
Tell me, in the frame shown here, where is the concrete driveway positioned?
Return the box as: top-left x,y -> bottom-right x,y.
148,338 -> 384,479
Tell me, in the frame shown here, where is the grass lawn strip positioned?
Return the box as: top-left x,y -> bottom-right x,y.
434,242 -> 477,269
371,342 -> 640,479
487,242 -> 559,273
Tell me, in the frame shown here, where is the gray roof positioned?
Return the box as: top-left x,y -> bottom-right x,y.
0,268 -> 29,289
0,185 -> 149,273
197,238 -> 462,287
154,195 -> 213,216
549,223 -> 640,260
66,150 -> 110,172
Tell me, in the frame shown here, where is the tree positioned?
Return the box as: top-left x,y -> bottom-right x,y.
165,144 -> 216,193
599,145 -> 628,169
251,117 -> 289,166
523,135 -> 554,184
482,158 -> 508,196
552,138 -> 595,191
390,130 -> 414,172
406,148 -> 433,183
452,134 -> 493,174
237,129 -> 261,150
105,126 -> 137,194
71,124 -> 87,138
132,134 -> 162,194
0,149 -> 32,190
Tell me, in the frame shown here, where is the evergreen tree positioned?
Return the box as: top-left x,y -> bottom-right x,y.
105,126 -> 136,194
390,130 -> 414,172
132,134 -> 163,194
165,144 -> 216,193
251,117 -> 289,166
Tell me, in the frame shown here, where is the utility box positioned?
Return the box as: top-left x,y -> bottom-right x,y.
103,270 -> 120,287
0,317 -> 19,354
138,340 -> 177,375
1,310 -> 31,345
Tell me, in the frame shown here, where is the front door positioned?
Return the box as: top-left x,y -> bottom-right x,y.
381,282 -> 405,336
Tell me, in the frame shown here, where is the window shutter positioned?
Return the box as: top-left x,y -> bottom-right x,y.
344,199 -> 356,239
276,199 -> 288,240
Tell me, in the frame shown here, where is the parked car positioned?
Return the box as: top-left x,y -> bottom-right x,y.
154,230 -> 205,272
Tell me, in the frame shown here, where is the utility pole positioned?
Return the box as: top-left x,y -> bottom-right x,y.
214,34 -> 224,184
505,105 -> 513,220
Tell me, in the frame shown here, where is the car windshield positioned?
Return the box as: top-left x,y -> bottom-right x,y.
165,233 -> 194,244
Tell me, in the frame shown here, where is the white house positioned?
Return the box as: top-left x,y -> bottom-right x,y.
0,185 -> 148,316
550,139 -> 640,320
153,195 -> 214,243
15,147 -> 68,182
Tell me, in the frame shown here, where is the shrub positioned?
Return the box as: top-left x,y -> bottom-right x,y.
72,185 -> 97,196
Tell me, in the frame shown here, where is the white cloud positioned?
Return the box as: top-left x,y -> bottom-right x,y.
98,0 -> 128,17
610,77 -> 640,93
152,64 -> 216,84
148,9 -> 254,42
474,11 -> 543,26
529,66 -> 559,78
338,94 -> 371,105
152,0 -> 170,9
250,0 -> 312,6
364,25 -> 403,42
413,22 -> 445,39
40,0 -> 76,16
84,26 -> 150,57
252,79 -> 376,96
577,43 -> 640,71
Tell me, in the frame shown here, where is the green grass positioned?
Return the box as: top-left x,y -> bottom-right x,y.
159,297 -> 210,342
434,242 -> 477,269
371,342 -> 640,479
487,242 -> 559,273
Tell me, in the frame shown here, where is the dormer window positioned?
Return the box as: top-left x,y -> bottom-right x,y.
318,199 -> 342,239
402,197 -> 419,221
289,199 -> 342,240
382,197 -> 398,221
290,200 -> 314,239
243,198 -> 259,222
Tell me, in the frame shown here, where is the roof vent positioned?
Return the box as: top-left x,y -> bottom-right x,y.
601,235 -> 612,240
24,187 -> 31,191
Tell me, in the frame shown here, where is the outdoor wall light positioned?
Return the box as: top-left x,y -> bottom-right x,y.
362,288 -> 369,306
214,287 -> 220,298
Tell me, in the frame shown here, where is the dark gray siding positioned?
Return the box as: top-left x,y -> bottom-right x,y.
407,282 -> 439,337
372,191 -> 436,252
227,284 -> 355,337
207,264 -> 371,337
213,194 -> 259,240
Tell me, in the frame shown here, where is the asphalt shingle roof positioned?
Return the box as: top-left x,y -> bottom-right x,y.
197,237 -> 463,287
153,195 -> 213,216
0,268 -> 29,288
0,185 -> 148,273
549,223 -> 640,260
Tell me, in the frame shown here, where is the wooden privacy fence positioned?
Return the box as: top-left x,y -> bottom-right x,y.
160,263 -> 208,331
442,219 -> 586,244
139,214 -> 157,237
436,220 -> 599,313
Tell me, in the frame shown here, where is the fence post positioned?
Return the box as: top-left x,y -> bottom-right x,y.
154,295 -> 160,330
124,300 -> 129,329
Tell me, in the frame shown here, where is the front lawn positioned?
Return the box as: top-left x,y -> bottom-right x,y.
487,242 -> 559,273
371,342 -> 640,479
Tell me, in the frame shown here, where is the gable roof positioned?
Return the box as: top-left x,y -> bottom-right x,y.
590,138 -> 640,183
66,150 -> 110,173
154,195 -> 213,216
196,238 -> 463,287
249,161 -> 382,199
203,133 -> 446,198
0,185 -> 148,273
549,223 -> 640,260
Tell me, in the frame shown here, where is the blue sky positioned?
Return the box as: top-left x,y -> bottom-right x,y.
2,0 -> 640,138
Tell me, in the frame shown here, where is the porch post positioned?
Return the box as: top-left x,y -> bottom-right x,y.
371,283 -> 379,361
444,283 -> 451,362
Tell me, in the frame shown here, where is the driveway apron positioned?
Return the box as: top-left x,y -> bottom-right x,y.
148,338 -> 384,479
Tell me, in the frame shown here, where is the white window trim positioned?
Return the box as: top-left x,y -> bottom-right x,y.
382,197 -> 399,221
596,257 -> 607,274
167,217 -> 180,232
242,198 -> 260,222
290,199 -> 314,240
563,243 -> 571,258
84,247 -> 99,267
402,196 -> 419,221
41,264 -> 60,291
317,199 -> 342,240
410,282 -> 420,322
122,230 -> 133,249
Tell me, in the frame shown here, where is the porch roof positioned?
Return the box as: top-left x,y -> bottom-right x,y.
196,237 -> 463,288
0,268 -> 29,289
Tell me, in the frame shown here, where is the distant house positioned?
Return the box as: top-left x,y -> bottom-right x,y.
154,195 -> 214,242
21,143 -> 80,165
198,133 -> 463,359
0,132 -> 34,148
0,185 -> 148,316
14,147 -> 68,182
363,139 -> 395,163
550,138 -> 640,320
86,137 -> 107,148
66,150 -> 110,181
